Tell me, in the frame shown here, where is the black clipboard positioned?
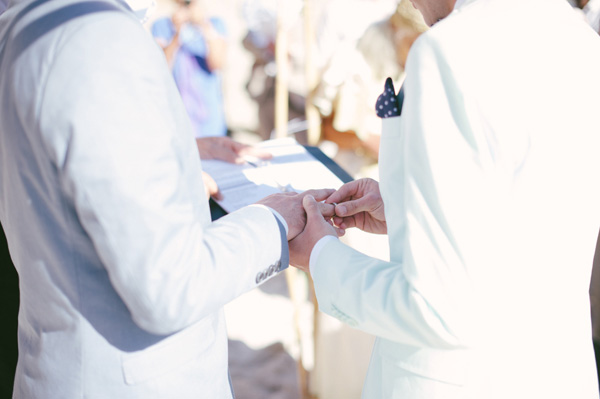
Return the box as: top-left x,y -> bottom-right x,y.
210,146 -> 353,221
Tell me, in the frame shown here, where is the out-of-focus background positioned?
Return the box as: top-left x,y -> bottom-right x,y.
140,0 -> 600,398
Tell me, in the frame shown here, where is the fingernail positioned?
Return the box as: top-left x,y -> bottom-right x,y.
336,205 -> 345,215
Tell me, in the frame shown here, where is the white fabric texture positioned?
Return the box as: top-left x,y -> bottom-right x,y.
311,0 -> 600,398
584,0 -> 600,32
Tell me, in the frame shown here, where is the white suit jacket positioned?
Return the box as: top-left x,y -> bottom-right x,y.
311,0 -> 600,397
0,0 -> 288,397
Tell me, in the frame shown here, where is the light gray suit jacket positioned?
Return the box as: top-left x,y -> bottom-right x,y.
0,0 -> 287,397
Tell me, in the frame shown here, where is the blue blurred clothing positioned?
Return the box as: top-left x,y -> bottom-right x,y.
152,17 -> 227,138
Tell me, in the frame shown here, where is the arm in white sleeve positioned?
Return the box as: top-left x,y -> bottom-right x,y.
311,238 -> 463,349
309,235 -> 337,274
309,33 -> 492,351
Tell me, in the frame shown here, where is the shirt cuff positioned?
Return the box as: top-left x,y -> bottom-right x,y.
309,235 -> 338,277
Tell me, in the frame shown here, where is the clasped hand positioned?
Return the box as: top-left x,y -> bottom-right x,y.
259,178 -> 386,272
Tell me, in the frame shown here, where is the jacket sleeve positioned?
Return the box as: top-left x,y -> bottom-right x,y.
310,32 -> 492,351
36,11 -> 287,335
313,237 -> 468,349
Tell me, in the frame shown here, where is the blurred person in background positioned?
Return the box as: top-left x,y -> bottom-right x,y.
241,0 -> 307,141
152,0 -> 228,138
314,0 -> 397,71
150,0 -> 274,198
311,0 -> 428,160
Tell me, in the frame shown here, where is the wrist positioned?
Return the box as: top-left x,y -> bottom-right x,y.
309,235 -> 338,276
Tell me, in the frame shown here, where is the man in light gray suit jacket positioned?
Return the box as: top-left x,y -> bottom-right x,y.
0,0 -> 334,397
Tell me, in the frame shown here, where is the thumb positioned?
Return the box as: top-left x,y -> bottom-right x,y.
303,195 -> 329,226
334,198 -> 363,217
303,195 -> 340,238
302,195 -> 320,218
202,172 -> 222,200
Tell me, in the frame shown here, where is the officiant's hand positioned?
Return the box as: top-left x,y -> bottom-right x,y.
256,189 -> 336,241
201,171 -> 221,200
196,137 -> 272,164
197,137 -> 272,200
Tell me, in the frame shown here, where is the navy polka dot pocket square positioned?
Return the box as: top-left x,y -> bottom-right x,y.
375,77 -> 404,118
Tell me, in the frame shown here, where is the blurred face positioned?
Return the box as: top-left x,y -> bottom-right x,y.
410,0 -> 457,26
173,0 -> 205,25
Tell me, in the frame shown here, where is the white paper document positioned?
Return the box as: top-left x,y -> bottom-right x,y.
201,138 -> 345,213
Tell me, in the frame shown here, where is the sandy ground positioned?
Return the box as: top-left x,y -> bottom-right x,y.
226,273 -> 305,399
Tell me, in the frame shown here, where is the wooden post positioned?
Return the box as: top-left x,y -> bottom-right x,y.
274,0 -> 289,139
303,0 -> 321,145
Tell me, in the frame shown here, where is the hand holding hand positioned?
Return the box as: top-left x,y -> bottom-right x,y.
256,189 -> 336,240
289,195 -> 342,272
196,137 -> 272,164
326,178 -> 387,235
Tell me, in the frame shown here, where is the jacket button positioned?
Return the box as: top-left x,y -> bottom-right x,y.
255,271 -> 265,284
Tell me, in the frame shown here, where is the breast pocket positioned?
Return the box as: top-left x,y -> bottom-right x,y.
121,317 -> 215,385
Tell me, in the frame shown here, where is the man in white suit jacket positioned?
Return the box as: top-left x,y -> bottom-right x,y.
0,0 -> 334,397
291,0 -> 600,397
